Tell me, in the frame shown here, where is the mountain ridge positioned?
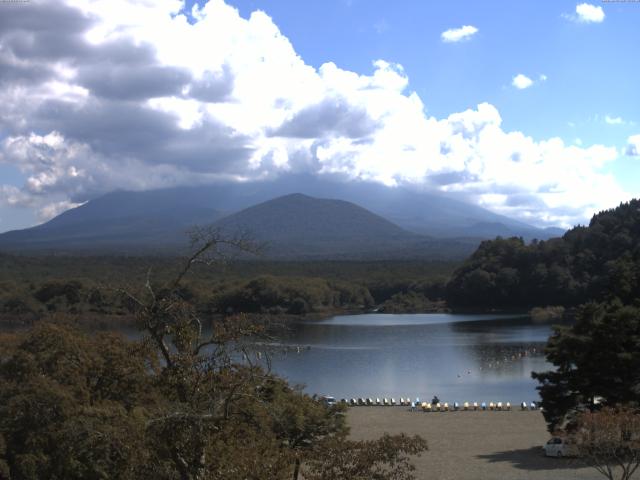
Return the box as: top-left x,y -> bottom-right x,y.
0,179 -> 565,258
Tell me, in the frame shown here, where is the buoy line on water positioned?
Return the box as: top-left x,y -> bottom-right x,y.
337,398 -> 541,411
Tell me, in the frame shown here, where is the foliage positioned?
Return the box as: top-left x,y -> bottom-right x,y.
33,281 -> 83,305
572,407 -> 640,480
532,303 -> 640,431
0,256 -> 456,326
213,275 -> 373,314
446,199 -> 640,308
304,433 -> 428,480
0,324 -> 157,479
0,231 -> 429,480
529,305 -> 565,322
379,291 -> 446,313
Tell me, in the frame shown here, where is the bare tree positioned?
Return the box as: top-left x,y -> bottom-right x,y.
120,227 -> 265,480
572,407 -> 640,480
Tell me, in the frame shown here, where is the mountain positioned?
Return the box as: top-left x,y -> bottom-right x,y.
0,190 -> 224,253
251,175 -> 559,240
0,177 -> 564,257
215,193 -> 412,242
211,193 -> 469,259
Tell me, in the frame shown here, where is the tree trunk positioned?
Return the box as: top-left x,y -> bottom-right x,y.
292,456 -> 301,480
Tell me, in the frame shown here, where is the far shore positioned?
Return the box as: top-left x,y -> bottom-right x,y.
0,307 -> 537,330
346,407 -> 601,480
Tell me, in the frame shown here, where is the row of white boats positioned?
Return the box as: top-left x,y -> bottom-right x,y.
337,398 -> 540,411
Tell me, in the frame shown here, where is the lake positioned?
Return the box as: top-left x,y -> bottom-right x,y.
262,313 -> 553,404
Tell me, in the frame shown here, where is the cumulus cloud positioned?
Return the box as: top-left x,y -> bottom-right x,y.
626,135 -> 640,156
512,74 -> 534,90
512,73 -> 547,90
0,0 -> 630,229
605,115 -> 624,125
441,25 -> 478,43
567,3 -> 605,23
271,96 -> 380,139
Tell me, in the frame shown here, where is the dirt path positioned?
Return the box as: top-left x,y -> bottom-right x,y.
347,407 -> 602,480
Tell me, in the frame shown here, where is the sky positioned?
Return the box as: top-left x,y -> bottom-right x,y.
0,0 -> 638,233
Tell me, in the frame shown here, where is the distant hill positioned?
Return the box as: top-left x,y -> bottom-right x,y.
214,193 -> 413,246
446,199 -> 640,308
0,189 -> 224,253
211,193 -> 475,259
449,222 -> 565,240
0,177 -> 564,258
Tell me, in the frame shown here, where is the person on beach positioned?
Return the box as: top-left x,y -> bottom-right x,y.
432,395 -> 440,405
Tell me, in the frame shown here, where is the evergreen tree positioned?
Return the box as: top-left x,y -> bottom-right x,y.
532,303 -> 640,431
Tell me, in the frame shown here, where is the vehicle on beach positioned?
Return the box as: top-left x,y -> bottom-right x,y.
543,436 -> 578,458
321,395 -> 337,406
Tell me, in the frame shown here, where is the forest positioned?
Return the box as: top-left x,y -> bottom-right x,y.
0,255 -> 454,327
446,199 -> 640,309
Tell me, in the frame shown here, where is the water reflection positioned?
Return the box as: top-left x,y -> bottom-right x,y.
266,313 -> 553,403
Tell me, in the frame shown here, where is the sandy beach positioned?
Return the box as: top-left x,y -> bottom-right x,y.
347,407 -> 602,480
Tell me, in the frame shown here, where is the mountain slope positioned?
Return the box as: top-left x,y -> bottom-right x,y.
0,177 -> 564,256
252,175 -> 560,239
0,192 -> 224,252
212,193 -> 420,257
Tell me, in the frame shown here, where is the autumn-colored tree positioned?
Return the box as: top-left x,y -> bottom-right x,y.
572,407 -> 640,480
304,433 -> 428,480
0,324 -> 158,479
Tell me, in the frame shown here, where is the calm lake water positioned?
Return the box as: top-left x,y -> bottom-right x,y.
5,312 -> 554,404
262,313 -> 553,404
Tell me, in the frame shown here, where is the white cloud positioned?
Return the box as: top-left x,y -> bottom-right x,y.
575,3 -> 605,23
605,115 -> 624,125
38,200 -> 84,221
441,25 -> 478,43
511,73 -> 547,91
512,74 -> 534,90
626,135 -> 640,156
0,0 -> 630,229
0,185 -> 32,208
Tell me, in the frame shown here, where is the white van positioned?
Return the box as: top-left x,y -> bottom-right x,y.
544,437 -> 578,457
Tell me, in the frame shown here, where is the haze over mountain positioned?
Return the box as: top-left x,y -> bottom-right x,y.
0,178 -> 564,258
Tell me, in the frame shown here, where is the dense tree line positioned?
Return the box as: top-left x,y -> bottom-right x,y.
213,275 -> 374,315
378,291 -> 446,314
0,258 -> 454,325
446,199 -> 640,309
